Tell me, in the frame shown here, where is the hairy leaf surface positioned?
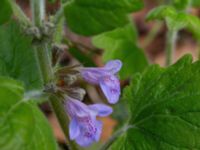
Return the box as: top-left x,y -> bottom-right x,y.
0,0 -> 12,24
110,55 -> 200,149
0,21 -> 42,90
0,77 -> 57,150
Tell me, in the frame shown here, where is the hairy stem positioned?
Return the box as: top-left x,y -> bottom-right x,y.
31,0 -> 78,149
49,95 -> 78,150
165,30 -> 177,66
31,0 -> 45,26
34,44 -> 53,84
53,2 -> 68,24
9,0 -> 31,25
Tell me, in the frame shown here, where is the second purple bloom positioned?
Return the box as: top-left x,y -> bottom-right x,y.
80,60 -> 122,104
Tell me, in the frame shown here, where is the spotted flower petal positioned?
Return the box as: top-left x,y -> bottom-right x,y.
80,60 -> 122,104
88,104 -> 113,117
69,118 -> 80,140
94,120 -> 103,141
104,60 -> 122,74
80,68 -> 106,84
99,74 -> 120,104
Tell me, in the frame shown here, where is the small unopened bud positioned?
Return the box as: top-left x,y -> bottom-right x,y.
64,74 -> 77,85
44,83 -> 57,93
67,87 -> 86,101
26,27 -> 41,39
42,22 -> 55,36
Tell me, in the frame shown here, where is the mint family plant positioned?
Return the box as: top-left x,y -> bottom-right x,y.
1,0 -> 200,150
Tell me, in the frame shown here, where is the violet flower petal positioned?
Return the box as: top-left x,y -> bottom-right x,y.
75,132 -> 94,147
104,60 -> 122,74
94,120 -> 103,141
75,117 -> 102,147
65,98 -> 111,147
65,97 -> 89,117
99,74 -> 120,104
80,68 -> 106,84
69,118 -> 80,140
88,104 -> 113,117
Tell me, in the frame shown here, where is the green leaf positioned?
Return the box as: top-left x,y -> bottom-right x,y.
0,20 -> 42,90
92,24 -> 148,79
64,0 -> 143,36
110,55 -> 200,149
146,5 -> 186,31
166,12 -> 189,31
146,5 -> 176,21
146,6 -> 178,30
185,15 -> 200,40
0,77 -> 57,150
0,0 -> 12,25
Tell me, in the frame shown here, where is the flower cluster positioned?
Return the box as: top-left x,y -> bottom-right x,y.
65,60 -> 122,147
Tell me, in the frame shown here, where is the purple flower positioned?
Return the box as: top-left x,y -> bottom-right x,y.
65,97 -> 113,147
81,60 -> 122,104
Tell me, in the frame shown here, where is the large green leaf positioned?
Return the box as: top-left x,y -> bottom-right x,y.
93,24 -> 148,79
64,0 -> 143,36
0,0 -> 12,25
0,21 -> 42,90
110,55 -> 200,149
0,77 -> 57,150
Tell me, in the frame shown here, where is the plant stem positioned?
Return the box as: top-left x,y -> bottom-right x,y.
31,0 -> 45,26
165,0 -> 191,66
165,29 -> 177,66
49,95 -> 78,150
99,125 -> 135,150
143,22 -> 163,48
34,44 -> 78,150
31,0 -> 78,149
8,0 -> 31,25
53,6 -> 65,25
53,2 -> 68,25
34,44 -> 53,84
